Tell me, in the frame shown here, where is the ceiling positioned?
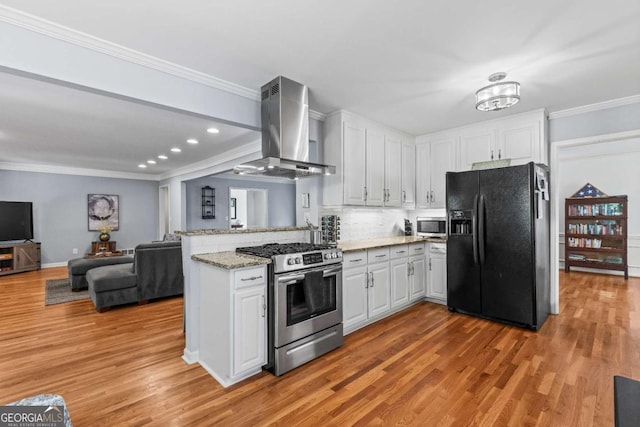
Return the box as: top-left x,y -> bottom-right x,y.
0,0 -> 639,176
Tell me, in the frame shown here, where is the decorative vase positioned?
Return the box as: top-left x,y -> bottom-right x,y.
99,232 -> 110,242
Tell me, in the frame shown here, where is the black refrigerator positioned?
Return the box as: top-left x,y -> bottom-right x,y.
446,162 -> 551,330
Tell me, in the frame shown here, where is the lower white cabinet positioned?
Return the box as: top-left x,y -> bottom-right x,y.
426,243 -> 447,304
199,264 -> 267,387
343,243 -> 429,334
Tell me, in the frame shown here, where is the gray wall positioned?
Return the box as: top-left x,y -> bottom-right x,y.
550,102 -> 640,141
0,169 -> 158,265
185,175 -> 295,230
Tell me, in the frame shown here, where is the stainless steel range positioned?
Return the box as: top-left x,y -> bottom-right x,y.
236,243 -> 343,376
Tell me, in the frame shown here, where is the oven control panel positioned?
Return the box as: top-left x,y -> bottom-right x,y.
275,249 -> 342,273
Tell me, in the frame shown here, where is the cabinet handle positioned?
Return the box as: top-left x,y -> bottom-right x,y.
261,295 -> 266,318
350,258 -> 363,263
386,189 -> 390,202
498,149 -> 502,159
429,258 -> 432,271
370,272 -> 374,287
430,191 -> 435,204
491,150 -> 494,160
375,254 -> 386,258
396,250 -> 406,254
241,275 -> 263,281
363,186 -> 368,202
402,190 -> 406,202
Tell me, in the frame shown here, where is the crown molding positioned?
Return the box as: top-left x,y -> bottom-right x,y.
0,5 -> 259,101
548,95 -> 640,120
309,110 -> 327,121
0,161 -> 159,181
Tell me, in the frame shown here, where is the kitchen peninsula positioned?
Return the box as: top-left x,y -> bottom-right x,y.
179,225 -> 445,387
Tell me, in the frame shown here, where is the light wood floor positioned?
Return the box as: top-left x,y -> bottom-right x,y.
0,267 -> 638,426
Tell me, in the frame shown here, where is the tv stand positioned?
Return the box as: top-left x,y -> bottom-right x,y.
0,242 -> 41,276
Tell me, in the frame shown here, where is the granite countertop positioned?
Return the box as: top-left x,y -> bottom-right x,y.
177,226 -> 307,236
338,236 -> 446,252
192,251 -> 271,269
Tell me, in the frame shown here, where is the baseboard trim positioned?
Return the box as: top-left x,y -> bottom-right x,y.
182,349 -> 199,365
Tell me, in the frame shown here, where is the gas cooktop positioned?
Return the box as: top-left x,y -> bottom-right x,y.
236,243 -> 334,258
236,242 -> 342,273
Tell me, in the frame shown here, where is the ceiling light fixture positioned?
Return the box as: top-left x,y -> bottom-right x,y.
147,160 -> 156,164
171,147 -> 182,153
138,164 -> 147,168
475,72 -> 520,112
207,127 -> 220,134
158,155 -> 168,160
187,138 -> 198,144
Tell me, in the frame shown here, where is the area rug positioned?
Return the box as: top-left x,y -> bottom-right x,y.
45,278 -> 89,306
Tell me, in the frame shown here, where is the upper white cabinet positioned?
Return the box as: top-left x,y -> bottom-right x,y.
323,111 -> 414,207
401,142 -> 415,207
416,135 -> 458,209
458,109 -> 547,170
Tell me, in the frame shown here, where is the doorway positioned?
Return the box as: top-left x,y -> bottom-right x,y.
229,187 -> 268,229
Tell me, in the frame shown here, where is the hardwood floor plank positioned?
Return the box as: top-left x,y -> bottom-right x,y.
1,268 -> 638,425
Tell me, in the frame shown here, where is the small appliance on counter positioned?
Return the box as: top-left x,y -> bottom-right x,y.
321,215 -> 340,245
416,216 -> 447,238
404,219 -> 413,236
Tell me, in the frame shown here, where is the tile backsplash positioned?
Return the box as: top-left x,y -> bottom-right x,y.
321,207 -> 447,242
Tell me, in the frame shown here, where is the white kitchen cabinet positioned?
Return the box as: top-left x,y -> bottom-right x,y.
426,243 -> 447,304
198,264 -> 267,387
408,243 -> 427,302
384,135 -> 403,207
458,109 -> 547,170
343,120 -> 367,205
323,110 -> 414,207
233,285 -> 266,376
342,248 -> 393,333
368,260 -> 391,318
342,263 -> 369,328
390,245 -> 410,308
401,142 -> 415,207
416,135 -> 457,209
366,127 -> 385,206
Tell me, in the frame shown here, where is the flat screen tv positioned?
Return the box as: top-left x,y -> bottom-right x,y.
0,201 -> 34,242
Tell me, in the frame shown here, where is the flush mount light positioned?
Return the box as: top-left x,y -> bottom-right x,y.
158,155 -> 168,160
147,160 -> 157,164
187,138 -> 198,144
171,147 -> 182,153
207,127 -> 220,134
138,164 -> 147,168
475,72 -> 520,112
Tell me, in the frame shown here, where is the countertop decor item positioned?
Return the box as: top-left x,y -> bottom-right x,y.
475,72 -> 520,112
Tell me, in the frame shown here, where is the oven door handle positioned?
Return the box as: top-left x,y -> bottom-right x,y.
277,275 -> 306,286
322,266 -> 343,277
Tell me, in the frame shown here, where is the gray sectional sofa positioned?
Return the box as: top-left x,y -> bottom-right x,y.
86,241 -> 183,312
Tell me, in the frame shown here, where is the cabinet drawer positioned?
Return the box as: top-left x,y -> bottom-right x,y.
409,243 -> 426,256
390,245 -> 409,259
343,251 -> 367,268
368,247 -> 390,263
429,243 -> 447,254
234,266 -> 266,289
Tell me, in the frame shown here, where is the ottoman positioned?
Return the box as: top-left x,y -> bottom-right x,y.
67,255 -> 133,291
87,263 -> 137,312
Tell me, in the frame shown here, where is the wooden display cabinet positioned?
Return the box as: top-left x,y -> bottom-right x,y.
0,242 -> 41,276
565,195 -> 628,279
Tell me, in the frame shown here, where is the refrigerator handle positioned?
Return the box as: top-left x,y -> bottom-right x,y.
472,194 -> 479,265
479,194 -> 486,265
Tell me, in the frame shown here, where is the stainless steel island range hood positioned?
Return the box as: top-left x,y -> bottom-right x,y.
233,76 -> 335,179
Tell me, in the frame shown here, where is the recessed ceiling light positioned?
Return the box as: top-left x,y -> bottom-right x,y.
158,155 -> 168,160
147,160 -> 157,164
138,164 -> 147,168
171,147 -> 182,153
267,165 -> 275,169
187,138 -> 198,144
207,127 -> 219,134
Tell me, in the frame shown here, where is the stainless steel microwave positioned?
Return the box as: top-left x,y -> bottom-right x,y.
416,217 -> 447,238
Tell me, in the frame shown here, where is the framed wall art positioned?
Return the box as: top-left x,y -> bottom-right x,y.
88,194 -> 119,231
